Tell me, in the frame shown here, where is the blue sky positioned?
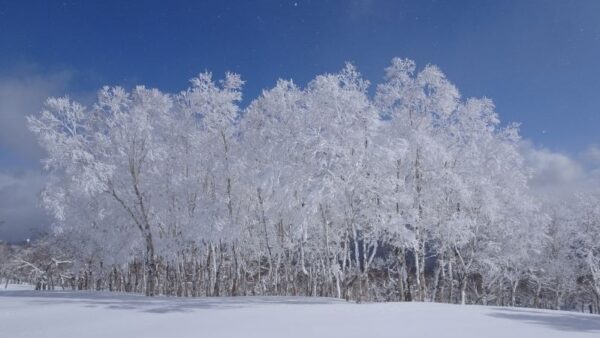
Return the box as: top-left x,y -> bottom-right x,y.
1,0 -> 599,241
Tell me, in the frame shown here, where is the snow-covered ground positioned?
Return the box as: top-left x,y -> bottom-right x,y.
1,285 -> 599,338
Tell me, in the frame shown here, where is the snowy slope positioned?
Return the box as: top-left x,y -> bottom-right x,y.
1,285 -> 599,338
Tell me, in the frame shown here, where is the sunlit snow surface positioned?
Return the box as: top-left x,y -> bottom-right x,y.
1,285 -> 599,338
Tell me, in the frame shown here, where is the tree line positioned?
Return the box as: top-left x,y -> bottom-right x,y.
4,58 -> 598,313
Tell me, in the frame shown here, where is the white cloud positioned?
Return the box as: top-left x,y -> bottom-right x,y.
520,140 -> 600,197
0,70 -> 73,242
520,141 -> 584,186
0,71 -> 72,162
0,169 -> 48,242
582,144 -> 600,167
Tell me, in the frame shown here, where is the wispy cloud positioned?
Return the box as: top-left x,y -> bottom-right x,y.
0,70 -> 73,242
581,144 -> 600,168
520,140 -> 600,197
0,169 -> 48,242
0,70 -> 72,163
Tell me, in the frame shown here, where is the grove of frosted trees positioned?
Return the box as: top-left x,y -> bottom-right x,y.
10,58 -> 599,312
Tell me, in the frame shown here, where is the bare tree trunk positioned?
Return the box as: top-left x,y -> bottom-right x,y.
396,247 -> 407,301
144,234 -> 156,296
460,275 -> 467,305
413,147 -> 426,301
511,279 -> 519,307
448,259 -> 454,303
431,258 -> 443,302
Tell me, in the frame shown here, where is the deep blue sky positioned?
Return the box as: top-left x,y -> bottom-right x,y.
0,0 -> 599,241
1,0 -> 599,151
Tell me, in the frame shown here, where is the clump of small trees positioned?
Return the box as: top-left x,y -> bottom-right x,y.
0,238 -> 73,290
24,58 -> 600,313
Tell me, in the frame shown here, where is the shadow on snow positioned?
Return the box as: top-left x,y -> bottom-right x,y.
0,290 -> 343,314
487,307 -> 600,333
2,289 -> 599,334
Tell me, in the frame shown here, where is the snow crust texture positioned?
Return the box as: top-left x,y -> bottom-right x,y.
1,286 -> 599,338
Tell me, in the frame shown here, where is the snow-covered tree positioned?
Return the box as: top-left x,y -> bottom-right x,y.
26,57 -> 595,313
